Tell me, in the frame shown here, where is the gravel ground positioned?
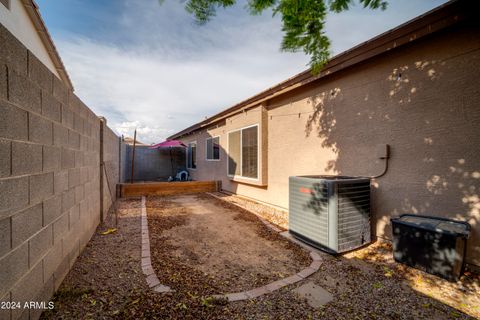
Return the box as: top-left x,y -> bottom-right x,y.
215,191 -> 480,318
210,192 -> 289,230
40,198 -> 147,319
41,195 -> 478,319
343,241 -> 480,318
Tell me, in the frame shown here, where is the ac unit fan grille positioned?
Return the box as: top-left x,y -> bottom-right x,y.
337,182 -> 371,252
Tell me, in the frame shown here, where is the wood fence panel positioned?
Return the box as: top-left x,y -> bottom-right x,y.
119,181 -> 220,197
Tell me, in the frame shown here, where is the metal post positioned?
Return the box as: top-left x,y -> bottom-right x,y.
103,163 -> 118,227
130,129 -> 137,184
118,136 -> 121,186
169,147 -> 175,178
99,117 -> 105,222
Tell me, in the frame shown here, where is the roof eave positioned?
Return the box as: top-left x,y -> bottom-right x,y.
22,0 -> 74,91
168,0 -> 472,140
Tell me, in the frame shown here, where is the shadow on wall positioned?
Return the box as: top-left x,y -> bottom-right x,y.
184,24 -> 479,265
302,26 -> 480,265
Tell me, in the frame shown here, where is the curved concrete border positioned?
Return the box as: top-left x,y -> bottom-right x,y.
213,251 -> 322,302
141,194 -> 322,301
206,192 -> 322,302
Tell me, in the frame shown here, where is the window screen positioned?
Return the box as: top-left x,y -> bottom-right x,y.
213,137 -> 220,159
228,131 -> 241,176
206,137 -> 220,160
187,142 -> 196,169
228,126 -> 258,178
241,126 -> 258,178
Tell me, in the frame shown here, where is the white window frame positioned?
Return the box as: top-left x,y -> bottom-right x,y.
226,124 -> 259,181
186,141 -> 197,170
205,136 -> 221,161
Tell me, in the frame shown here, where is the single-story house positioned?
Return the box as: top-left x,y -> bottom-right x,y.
0,0 -> 72,89
169,0 -> 480,267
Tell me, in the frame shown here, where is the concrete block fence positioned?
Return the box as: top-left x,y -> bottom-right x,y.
0,24 -> 120,320
100,120 -> 120,220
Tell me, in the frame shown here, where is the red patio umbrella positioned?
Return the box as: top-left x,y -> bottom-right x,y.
149,140 -> 186,179
149,140 -> 186,149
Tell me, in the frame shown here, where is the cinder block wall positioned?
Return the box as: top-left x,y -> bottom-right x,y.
0,24 -> 119,319
100,121 -> 120,218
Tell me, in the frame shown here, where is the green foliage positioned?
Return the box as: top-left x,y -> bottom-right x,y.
275,0 -> 330,74
329,0 -> 387,13
185,0 -> 236,24
200,296 -> 214,308
176,0 -> 388,74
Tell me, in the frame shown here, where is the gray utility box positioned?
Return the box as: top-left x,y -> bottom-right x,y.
391,214 -> 470,282
289,175 -> 371,254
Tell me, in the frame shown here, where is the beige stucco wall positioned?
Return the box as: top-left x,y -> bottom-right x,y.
181,23 -> 480,265
0,0 -> 60,78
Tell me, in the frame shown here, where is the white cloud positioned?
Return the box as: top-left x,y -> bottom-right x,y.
115,121 -> 173,145
57,1 -> 309,143
54,0 -> 448,144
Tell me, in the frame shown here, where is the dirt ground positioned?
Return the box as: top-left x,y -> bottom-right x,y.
147,194 -> 311,293
41,195 -> 478,320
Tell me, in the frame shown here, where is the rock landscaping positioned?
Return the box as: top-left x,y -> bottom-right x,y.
41,195 -> 478,319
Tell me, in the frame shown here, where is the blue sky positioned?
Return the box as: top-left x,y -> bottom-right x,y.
37,0 -> 448,144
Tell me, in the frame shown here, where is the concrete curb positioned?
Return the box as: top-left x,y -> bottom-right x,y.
206,192 -> 323,302
140,196 -> 173,293
212,251 -> 322,302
